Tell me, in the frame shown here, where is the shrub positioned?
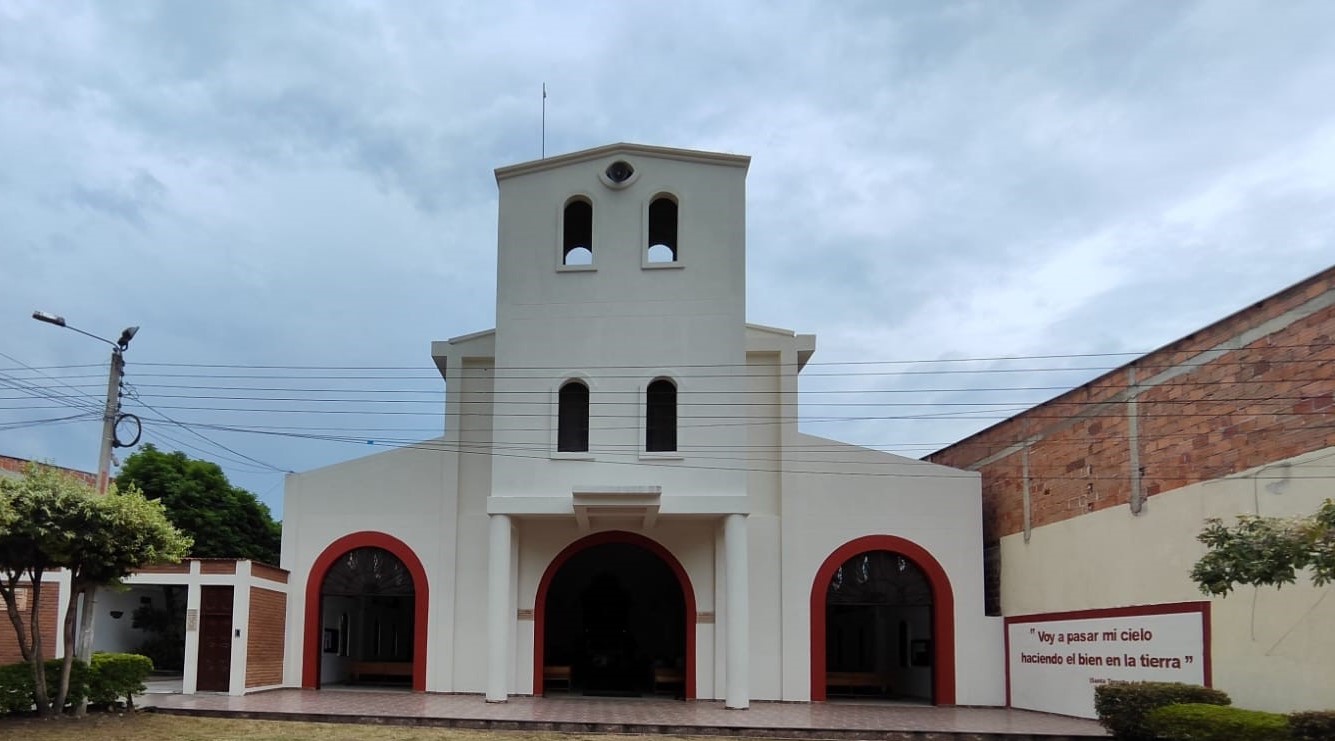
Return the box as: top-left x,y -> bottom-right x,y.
1147,703 -> 1291,741
1093,681 -> 1231,740
0,659 -> 89,715
88,652 -> 153,709
1290,711 -> 1335,741
0,662 -> 34,715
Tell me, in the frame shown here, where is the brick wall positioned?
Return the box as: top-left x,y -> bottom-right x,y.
0,455 -> 97,486
930,266 -> 1335,612
250,563 -> 289,584
135,563 -> 190,574
0,584 -> 59,665
245,587 -> 286,687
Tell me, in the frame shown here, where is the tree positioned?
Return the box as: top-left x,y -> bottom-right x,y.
0,465 -> 73,714
1191,499 -> 1335,596
0,464 -> 190,716
117,445 -> 281,564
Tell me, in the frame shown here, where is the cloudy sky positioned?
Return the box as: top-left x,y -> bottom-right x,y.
2,1 -> 1333,518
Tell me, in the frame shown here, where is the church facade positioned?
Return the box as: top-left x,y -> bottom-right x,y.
279,143 -> 1003,707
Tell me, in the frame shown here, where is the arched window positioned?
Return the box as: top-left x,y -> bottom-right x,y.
558,381 -> 590,452
647,195 -> 678,263
563,198 -> 593,266
646,379 -> 677,452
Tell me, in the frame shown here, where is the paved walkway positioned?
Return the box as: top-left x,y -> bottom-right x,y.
147,689 -> 1108,739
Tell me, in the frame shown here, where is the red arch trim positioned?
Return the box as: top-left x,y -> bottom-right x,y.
303,531 -> 430,692
809,535 -> 956,705
533,530 -> 697,699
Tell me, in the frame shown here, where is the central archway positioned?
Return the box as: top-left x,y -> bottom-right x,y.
534,531 -> 696,698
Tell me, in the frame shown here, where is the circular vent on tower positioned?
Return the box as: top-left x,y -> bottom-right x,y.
599,159 -> 638,189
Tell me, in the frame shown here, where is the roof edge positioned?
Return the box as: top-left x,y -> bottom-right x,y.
496,142 -> 750,182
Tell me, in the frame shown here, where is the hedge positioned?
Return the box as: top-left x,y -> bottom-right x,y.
1093,681 -> 1231,740
0,652 -> 151,715
0,658 -> 89,715
1146,702 -> 1290,741
88,652 -> 154,709
1290,710 -> 1335,741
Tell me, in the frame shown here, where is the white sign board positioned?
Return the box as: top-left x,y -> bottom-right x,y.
1006,603 -> 1209,718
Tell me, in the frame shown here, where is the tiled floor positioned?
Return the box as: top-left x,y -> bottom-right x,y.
147,689 -> 1108,738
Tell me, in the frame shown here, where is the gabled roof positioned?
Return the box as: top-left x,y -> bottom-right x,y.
495,142 -> 750,182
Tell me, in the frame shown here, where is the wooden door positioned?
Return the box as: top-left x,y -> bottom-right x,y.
196,586 -> 233,692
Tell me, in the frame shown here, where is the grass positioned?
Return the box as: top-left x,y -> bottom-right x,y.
0,712 -> 716,741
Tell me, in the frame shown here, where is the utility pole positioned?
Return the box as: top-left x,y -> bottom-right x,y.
32,311 -> 139,712
95,346 -> 126,494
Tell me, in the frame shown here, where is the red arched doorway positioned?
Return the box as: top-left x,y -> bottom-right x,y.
303,531 -> 429,691
533,531 -> 697,699
810,535 -> 955,704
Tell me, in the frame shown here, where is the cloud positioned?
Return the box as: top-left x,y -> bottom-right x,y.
1,0 -> 1333,513
67,170 -> 167,227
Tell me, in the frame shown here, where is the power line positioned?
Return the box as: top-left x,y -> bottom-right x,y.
2,344 -> 1330,378
166,422 -> 1335,482
126,395 -> 290,474
0,413 -> 99,431
136,426 -> 286,477
3,341 -> 1329,371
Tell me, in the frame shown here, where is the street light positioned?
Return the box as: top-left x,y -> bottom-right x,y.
32,311 -> 144,711
32,310 -> 140,495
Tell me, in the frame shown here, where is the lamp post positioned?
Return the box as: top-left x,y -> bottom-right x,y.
31,311 -> 140,710
32,311 -> 138,495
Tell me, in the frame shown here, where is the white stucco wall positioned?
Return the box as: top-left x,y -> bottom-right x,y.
780,433 -> 1005,706
281,440 -> 459,690
92,585 -> 161,654
1000,446 -> 1335,713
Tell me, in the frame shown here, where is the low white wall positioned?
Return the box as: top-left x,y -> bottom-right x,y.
1000,446 -> 1335,714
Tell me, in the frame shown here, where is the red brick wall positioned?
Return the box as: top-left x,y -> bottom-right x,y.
0,584 -> 60,665
135,563 -> 190,574
930,267 -> 1335,610
0,456 -> 97,486
250,563 -> 289,584
245,587 -> 286,687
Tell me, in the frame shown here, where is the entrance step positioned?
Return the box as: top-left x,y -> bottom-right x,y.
148,690 -> 1107,739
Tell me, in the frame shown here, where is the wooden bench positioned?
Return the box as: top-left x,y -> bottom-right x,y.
351,661 -> 413,682
652,667 -> 684,695
543,664 -> 572,692
825,671 -> 891,695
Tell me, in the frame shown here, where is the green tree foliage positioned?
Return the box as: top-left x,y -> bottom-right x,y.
118,445 -> 282,564
0,464 -> 189,716
1191,499 -> 1335,596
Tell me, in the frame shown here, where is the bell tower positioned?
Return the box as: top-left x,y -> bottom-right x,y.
487,143 -> 752,499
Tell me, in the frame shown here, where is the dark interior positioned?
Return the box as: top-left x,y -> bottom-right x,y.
543,542 -> 685,696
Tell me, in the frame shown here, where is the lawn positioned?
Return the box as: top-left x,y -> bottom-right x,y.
0,712 -> 714,741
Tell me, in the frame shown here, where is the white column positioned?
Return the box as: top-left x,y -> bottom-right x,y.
724,513 -> 749,709
486,514 -> 512,702
182,562 -> 202,694
228,562 -> 253,696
